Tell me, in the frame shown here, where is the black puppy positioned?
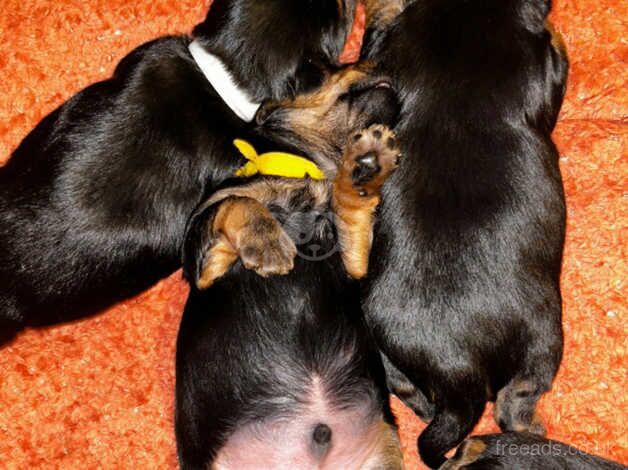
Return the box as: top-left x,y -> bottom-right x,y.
0,0 -> 366,345
254,0 -> 569,467
441,433 -> 627,470
176,123 -> 404,469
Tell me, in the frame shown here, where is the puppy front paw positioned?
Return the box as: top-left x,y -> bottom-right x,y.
236,215 -> 297,278
194,197 -> 297,289
343,124 -> 402,197
527,415 -> 547,436
332,125 -> 401,279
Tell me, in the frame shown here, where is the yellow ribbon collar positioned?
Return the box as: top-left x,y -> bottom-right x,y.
233,139 -> 326,180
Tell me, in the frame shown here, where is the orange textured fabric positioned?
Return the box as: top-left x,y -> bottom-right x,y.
0,1 -> 626,469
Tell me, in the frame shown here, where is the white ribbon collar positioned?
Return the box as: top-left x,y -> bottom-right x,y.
188,40 -> 262,122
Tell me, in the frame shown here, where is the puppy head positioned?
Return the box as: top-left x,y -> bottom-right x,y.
254,64 -> 400,174
358,0 -> 568,139
453,0 -> 568,134
194,0 -> 360,102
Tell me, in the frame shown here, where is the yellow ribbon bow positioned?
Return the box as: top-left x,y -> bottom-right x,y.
233,139 -> 326,180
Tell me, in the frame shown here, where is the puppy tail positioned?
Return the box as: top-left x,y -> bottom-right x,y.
418,396 -> 485,469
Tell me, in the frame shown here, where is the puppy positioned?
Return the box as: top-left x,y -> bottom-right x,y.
0,0 -> 370,345
176,123 -> 404,469
254,0 -> 569,467
441,433 -> 627,470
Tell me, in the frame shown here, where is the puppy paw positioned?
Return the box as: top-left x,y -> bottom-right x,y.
237,216 -> 297,277
343,124 -> 401,197
494,379 -> 547,436
527,414 -> 547,436
332,125 -> 400,279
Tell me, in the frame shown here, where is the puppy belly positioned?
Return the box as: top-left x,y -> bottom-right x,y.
213,407 -> 395,470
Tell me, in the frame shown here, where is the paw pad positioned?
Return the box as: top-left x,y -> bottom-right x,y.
343,125 -> 402,196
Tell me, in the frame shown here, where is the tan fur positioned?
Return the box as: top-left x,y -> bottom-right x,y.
392,380 -> 419,398
205,179 -> 330,209
197,124 -> 400,284
278,65 -> 372,111
546,21 -> 567,55
513,413 -> 546,435
364,0 -> 405,29
198,166 -> 382,283
494,379 -> 547,436
361,420 -> 404,470
197,235 -> 238,290
337,0 -> 346,17
196,197 -> 297,289
440,439 -> 488,470
197,198 -> 264,289
269,65 -> 375,169
332,125 -> 400,279
200,163 -> 384,281
203,173 -> 376,280
333,182 -> 380,279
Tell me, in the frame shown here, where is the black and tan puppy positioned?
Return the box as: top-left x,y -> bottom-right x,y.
0,0 -> 373,345
255,0 -> 569,467
176,124 -> 404,470
441,433 -> 627,470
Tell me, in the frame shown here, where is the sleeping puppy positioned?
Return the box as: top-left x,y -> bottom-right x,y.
441,433 -> 627,470
254,0 -> 569,467
0,0 -> 369,345
176,121 -> 404,468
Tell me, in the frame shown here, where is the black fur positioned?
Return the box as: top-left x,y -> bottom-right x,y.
176,87 -> 402,468
253,2 -> 568,465
0,0 -> 357,344
176,184 -> 395,469
361,0 -> 569,467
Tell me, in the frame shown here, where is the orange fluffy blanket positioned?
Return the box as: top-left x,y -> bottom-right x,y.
0,0 -> 625,468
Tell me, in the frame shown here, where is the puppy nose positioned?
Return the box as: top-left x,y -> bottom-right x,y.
255,101 -> 278,125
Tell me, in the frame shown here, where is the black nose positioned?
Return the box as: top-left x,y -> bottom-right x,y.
255,101 -> 278,125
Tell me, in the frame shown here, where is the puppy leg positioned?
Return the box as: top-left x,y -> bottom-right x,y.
184,196 -> 297,290
333,124 -> 401,279
439,437 -> 488,470
418,390 -> 486,469
381,352 -> 436,423
494,315 -> 562,435
494,378 -> 547,435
